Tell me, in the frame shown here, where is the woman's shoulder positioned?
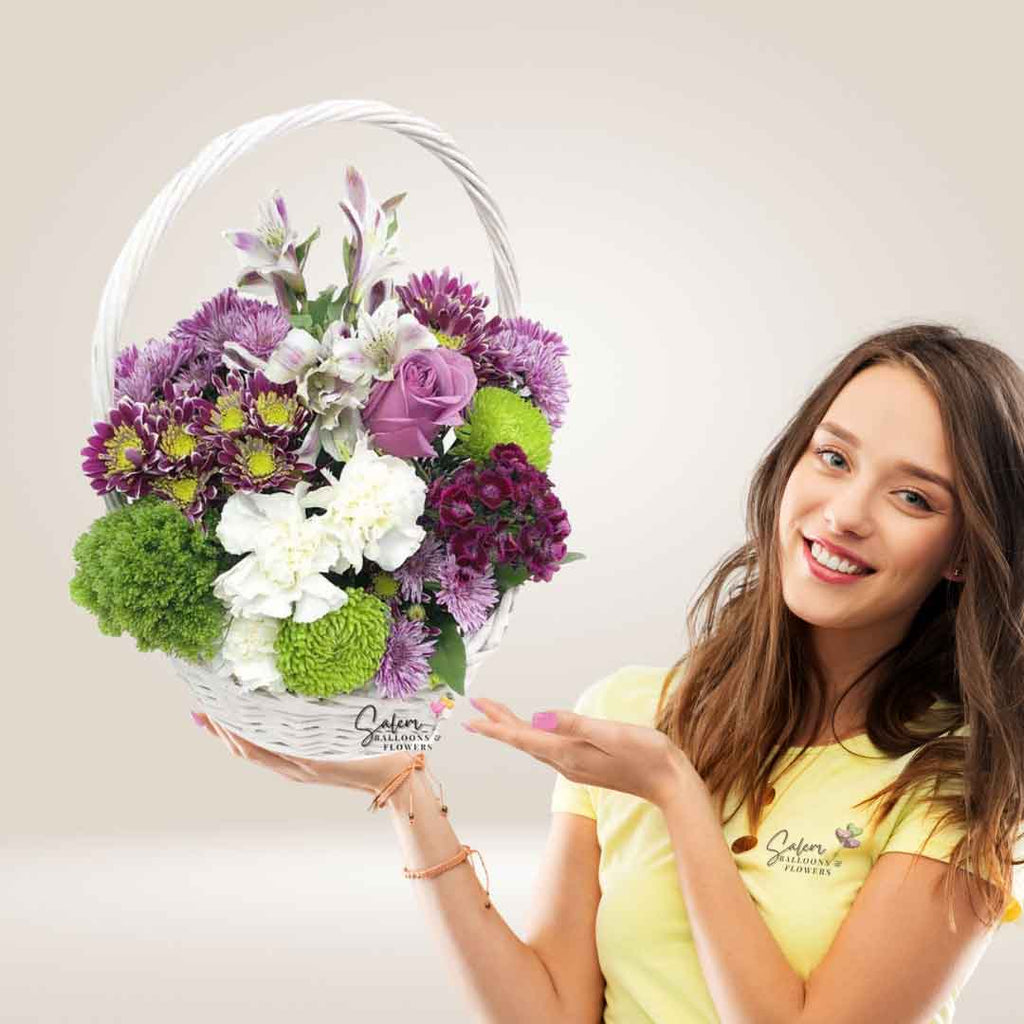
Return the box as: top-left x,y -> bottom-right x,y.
570,663 -> 673,723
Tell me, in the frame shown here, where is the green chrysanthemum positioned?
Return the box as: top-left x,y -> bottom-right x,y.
274,588 -> 390,697
68,496 -> 230,661
451,386 -> 553,471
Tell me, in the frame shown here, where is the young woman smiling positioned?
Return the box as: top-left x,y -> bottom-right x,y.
197,323 -> 1024,1023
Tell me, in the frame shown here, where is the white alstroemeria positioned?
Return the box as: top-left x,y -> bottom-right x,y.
217,614 -> 286,694
321,406 -> 370,463
262,326 -> 325,386
334,298 -> 438,382
223,189 -> 309,307
213,482 -> 351,623
301,435 -> 427,574
338,166 -> 406,308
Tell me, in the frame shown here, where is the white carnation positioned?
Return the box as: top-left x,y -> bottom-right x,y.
301,435 -> 427,574
219,614 -> 286,694
213,482 -> 350,624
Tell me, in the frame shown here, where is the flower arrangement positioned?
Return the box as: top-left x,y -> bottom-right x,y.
71,167 -> 580,714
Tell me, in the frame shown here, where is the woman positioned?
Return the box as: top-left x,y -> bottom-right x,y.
196,323 -> 1024,1023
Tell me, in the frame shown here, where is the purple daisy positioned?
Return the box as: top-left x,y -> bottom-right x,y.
214,433 -> 314,492
149,384 -> 216,472
242,370 -> 312,440
435,552 -> 500,634
80,399 -> 162,498
395,267 -> 503,359
371,616 -> 440,699
148,450 -> 220,523
392,534 -> 447,603
197,369 -> 249,437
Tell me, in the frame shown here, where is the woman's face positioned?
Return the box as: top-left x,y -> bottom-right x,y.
778,363 -> 963,632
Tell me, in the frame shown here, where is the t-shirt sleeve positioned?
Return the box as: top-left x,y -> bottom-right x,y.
548,670 -> 616,821
879,779 -> 1024,926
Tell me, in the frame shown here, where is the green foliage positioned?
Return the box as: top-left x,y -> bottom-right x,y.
68,496 -> 230,662
428,612 -> 467,695
294,225 -> 321,273
305,285 -> 347,333
494,562 -> 529,593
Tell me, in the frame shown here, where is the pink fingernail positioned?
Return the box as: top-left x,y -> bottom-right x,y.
469,697 -> 484,710
532,712 -> 558,731
191,711 -> 204,728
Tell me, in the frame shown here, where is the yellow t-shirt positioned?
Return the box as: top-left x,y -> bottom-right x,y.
550,664 -> 1023,1024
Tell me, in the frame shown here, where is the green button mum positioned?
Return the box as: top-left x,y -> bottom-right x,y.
452,386 -> 553,472
274,587 -> 391,698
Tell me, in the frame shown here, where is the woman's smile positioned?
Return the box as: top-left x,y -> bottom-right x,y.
801,535 -> 876,585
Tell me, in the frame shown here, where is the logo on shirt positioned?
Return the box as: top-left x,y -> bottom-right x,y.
835,822 -> 863,848
763,820 -> 864,875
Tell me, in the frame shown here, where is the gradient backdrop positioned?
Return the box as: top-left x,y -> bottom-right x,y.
5,0 -> 1022,1019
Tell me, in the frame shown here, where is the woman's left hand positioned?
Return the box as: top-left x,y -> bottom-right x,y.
463,696 -> 696,808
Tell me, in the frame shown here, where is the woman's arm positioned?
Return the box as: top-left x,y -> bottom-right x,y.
659,756 -> 807,1023
385,765 -> 579,1024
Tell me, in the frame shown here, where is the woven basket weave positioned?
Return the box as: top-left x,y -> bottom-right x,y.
89,98 -> 526,761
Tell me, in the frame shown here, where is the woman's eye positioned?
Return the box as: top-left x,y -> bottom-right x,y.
812,446 -> 935,513
814,445 -> 847,471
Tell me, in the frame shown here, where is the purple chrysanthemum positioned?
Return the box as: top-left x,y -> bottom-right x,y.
198,369 -> 249,437
169,287 -> 290,367
393,534 -> 447,603
171,351 -> 224,395
112,335 -> 198,403
80,399 -> 162,498
242,370 -> 312,440
221,302 -> 292,369
149,384 -> 216,472
435,553 -> 500,634
148,450 -> 220,523
168,287 -> 244,358
471,317 -> 570,429
213,433 -> 314,493
395,267 -> 502,359
370,616 -> 439,699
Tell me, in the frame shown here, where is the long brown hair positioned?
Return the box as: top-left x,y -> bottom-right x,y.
653,323 -> 1024,930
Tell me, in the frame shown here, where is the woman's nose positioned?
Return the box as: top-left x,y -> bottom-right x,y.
823,486 -> 873,535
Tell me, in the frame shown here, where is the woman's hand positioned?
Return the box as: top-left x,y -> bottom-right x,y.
192,711 -> 421,796
462,697 -> 695,808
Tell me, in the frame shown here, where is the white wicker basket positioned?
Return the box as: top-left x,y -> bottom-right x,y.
89,98 -> 526,761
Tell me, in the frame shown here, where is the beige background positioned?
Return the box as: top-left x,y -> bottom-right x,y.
5,0 -> 1022,1019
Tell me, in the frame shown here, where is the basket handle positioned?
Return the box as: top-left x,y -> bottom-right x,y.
89,98 -> 521,433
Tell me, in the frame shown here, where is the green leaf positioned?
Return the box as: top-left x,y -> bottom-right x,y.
560,551 -> 586,564
305,285 -> 346,332
289,313 -> 314,330
294,226 -> 321,272
428,614 -> 467,695
494,562 -> 529,593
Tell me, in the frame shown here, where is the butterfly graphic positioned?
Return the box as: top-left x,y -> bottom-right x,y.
430,695 -> 456,717
835,822 -> 864,848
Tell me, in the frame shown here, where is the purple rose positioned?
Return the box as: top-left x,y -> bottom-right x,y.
361,348 -> 477,459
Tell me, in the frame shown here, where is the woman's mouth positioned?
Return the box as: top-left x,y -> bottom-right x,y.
801,536 -> 877,585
